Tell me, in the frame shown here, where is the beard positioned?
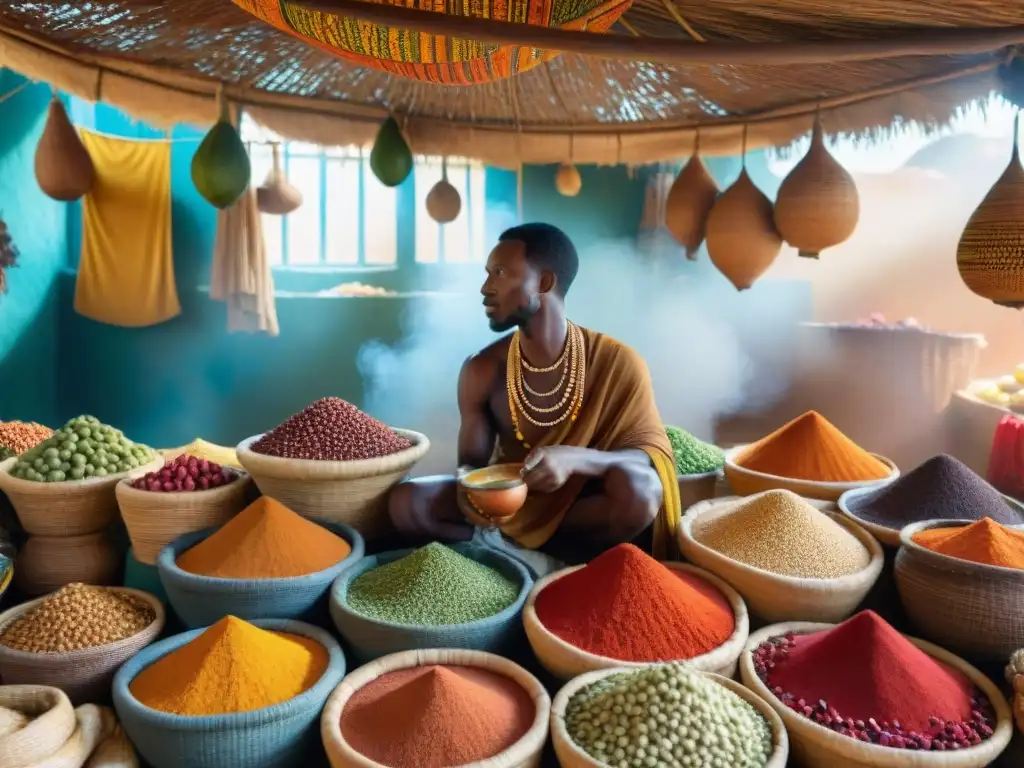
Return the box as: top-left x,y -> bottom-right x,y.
488,294 -> 541,333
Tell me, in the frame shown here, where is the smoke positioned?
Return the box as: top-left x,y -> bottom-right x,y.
357,221 -> 803,475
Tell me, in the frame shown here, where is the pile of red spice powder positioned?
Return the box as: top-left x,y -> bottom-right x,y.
340,665 -> 534,767
534,543 -> 735,662
755,611 -> 995,752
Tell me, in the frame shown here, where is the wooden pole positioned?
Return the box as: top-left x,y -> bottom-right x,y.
294,0 -> 1024,65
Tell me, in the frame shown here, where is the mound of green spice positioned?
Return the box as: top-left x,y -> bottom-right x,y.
566,663 -> 773,768
665,425 -> 725,476
346,542 -> 520,626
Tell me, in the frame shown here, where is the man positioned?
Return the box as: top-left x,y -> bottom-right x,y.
388,222 -> 681,562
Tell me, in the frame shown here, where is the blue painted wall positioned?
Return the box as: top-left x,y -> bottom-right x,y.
0,72 -> 66,426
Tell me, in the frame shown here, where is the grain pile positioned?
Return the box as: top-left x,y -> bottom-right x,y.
694,490 -> 870,578
0,584 -> 154,653
346,543 -> 519,625
0,421 -> 52,459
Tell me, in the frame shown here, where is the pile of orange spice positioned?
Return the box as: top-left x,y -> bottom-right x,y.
735,411 -> 891,483
912,518 -> 1024,570
177,497 -> 352,579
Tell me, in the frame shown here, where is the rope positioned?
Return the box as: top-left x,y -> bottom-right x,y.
0,81 -> 29,106
659,0 -> 706,42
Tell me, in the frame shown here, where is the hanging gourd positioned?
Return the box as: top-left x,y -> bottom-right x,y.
773,113 -> 860,258
956,112 -> 1024,308
426,158 -> 462,223
34,96 -> 95,202
191,95 -> 251,209
370,117 -> 414,188
555,163 -> 582,197
705,129 -> 782,291
0,215 -> 18,298
664,133 -> 719,260
257,143 -> 303,215
232,0 -> 629,85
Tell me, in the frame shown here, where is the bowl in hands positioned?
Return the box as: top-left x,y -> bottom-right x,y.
459,464 -> 528,526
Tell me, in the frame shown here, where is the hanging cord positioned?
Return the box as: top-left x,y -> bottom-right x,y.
740,124 -> 748,169
0,80 -> 29,106
516,163 -> 524,222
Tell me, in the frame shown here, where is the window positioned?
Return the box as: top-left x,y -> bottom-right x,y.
242,117 -> 488,268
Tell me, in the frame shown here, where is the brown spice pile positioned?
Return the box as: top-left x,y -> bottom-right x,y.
0,583 -> 155,653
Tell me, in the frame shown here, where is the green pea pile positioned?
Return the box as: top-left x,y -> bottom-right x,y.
565,664 -> 773,768
9,416 -> 156,483
665,426 -> 725,476
346,542 -> 520,625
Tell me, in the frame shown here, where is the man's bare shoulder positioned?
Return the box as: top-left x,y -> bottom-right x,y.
461,335 -> 513,376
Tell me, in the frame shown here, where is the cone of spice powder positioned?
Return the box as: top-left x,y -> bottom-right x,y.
747,611 -> 1001,753
176,497 -> 352,579
912,518 -> 1024,570
338,664 -> 535,767
736,411 -> 891,482
532,544 -> 736,664
846,455 -> 1023,531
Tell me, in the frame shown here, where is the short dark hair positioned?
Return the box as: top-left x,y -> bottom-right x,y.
498,222 -> 579,296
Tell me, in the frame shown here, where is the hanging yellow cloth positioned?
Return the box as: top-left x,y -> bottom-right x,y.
75,130 -> 180,327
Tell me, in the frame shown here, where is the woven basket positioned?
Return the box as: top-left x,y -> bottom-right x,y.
15,532 -> 121,597
839,486 -> 1024,549
235,431 -> 429,540
894,519 -> 1024,660
522,562 -> 748,680
705,168 -> 783,291
321,648 -> 549,768
157,521 -> 365,629
739,621 -> 1014,767
0,456 -> 164,536
0,587 -> 165,704
329,542 -> 532,663
679,496 -> 884,623
0,685 -> 78,765
113,619 -> 345,768
677,469 -> 720,511
116,471 -> 251,565
550,666 -> 789,768
723,446 -> 899,502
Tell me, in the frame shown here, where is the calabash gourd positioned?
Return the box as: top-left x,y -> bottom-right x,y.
370,117 -> 413,187
257,143 -> 303,215
34,97 -> 96,202
425,160 -> 462,223
555,163 -> 583,197
957,112 -> 1024,308
191,106 -> 251,209
705,169 -> 782,291
664,153 -> 719,259
773,115 -> 860,258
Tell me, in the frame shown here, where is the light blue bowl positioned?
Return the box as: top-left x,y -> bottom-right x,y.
329,541 -> 532,663
157,520 -> 364,629
113,619 -> 345,768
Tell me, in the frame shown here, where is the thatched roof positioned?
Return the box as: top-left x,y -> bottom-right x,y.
0,0 -> 1020,166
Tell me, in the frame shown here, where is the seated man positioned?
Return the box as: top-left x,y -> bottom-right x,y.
388,222 -> 681,563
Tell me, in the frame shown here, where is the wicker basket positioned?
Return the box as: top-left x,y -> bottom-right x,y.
739,621 -> 1014,767
550,666 -> 789,768
0,456 -> 164,536
0,685 -> 78,765
235,431 -> 429,540
679,495 -> 884,623
895,519 -> 1024,661
677,469 -> 721,511
157,521 -> 364,629
0,587 -> 165,704
330,542 -> 532,663
723,446 -> 899,502
522,562 -> 748,680
116,471 -> 251,565
113,619 -> 345,768
15,532 -> 121,597
320,648 -> 549,768
839,487 -> 1024,549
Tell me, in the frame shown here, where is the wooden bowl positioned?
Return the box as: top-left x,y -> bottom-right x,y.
460,464 -> 527,524
724,446 -> 899,502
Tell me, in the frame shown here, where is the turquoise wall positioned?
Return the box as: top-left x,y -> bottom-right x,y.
0,72 -> 65,426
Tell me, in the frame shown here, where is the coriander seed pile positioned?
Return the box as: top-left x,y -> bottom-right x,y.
565,663 -> 773,768
0,583 -> 154,653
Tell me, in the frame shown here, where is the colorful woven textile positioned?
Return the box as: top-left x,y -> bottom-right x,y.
234,0 -> 632,85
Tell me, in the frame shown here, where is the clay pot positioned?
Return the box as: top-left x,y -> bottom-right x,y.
425,161 -> 462,223
705,169 -> 782,290
664,153 -> 719,259
555,163 -> 582,197
256,143 -> 303,215
34,98 -> 95,202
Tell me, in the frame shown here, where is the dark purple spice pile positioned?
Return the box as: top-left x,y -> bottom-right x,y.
252,397 -> 412,461
846,454 -> 1022,530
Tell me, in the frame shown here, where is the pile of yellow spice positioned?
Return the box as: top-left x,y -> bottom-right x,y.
0,584 -> 154,653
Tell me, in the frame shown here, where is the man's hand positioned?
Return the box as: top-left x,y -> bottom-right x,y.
522,446 -> 579,493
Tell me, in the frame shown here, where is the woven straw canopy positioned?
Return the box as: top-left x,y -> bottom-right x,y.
1,0 -> 1022,166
